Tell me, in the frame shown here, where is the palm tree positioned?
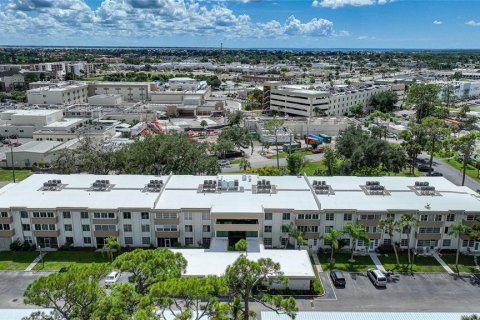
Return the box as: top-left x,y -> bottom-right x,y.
105,236 -> 120,262
238,156 -> 251,172
343,223 -> 370,262
264,119 -> 285,169
379,217 -> 401,266
200,120 -> 208,131
322,228 -> 344,263
400,214 -> 417,271
449,221 -> 472,273
283,223 -> 307,249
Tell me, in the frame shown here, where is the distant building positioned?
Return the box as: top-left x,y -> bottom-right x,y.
27,82 -> 89,105
0,70 -> 25,92
88,94 -> 123,106
263,82 -> 392,117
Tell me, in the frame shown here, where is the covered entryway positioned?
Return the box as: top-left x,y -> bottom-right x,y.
157,238 -> 178,247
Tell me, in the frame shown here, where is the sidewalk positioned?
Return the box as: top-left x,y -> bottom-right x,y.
25,252 -> 46,271
432,251 -> 455,274
312,252 -> 323,272
369,252 -> 386,272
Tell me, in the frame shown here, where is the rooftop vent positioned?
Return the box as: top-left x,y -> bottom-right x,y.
413,181 -> 437,196
256,179 -> 273,194
202,179 -> 218,193
144,180 -> 163,192
312,180 -> 331,195
41,179 -> 63,191
364,181 -> 387,195
90,179 -> 112,192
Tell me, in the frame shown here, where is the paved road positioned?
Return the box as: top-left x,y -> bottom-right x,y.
419,153 -> 480,192
222,153 -> 325,173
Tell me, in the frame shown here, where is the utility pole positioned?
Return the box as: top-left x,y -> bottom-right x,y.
9,142 -> 15,183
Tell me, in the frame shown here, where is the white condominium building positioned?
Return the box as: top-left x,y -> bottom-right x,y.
27,82 -> 89,105
0,174 -> 478,253
264,82 -> 392,117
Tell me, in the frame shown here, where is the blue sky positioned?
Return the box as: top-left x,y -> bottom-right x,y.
0,0 -> 479,49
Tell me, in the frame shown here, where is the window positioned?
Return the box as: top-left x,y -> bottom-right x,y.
84,237 -> 92,244
20,211 -> 28,218
82,224 -> 90,232
22,224 -> 30,231
202,212 -> 210,220
81,212 -> 89,219
265,212 -> 272,220
203,238 -> 211,246
125,237 -> 133,245
297,214 -> 304,220
383,239 -> 392,245
156,225 -> 178,232
446,214 -> 455,222
34,224 -> 55,231
24,236 -> 33,244
141,212 -> 149,220
342,238 -> 351,247
281,238 -> 289,246
344,214 -> 352,221
419,227 -> 441,234
324,239 -> 332,246
326,213 -> 334,221
123,212 -> 131,219
463,240 -> 475,247
386,213 -> 395,219
124,224 -> 132,232
184,212 -> 193,220
359,214 -> 380,220
185,225 -> 193,233
142,237 -> 151,245
0,212 -> 7,218
281,225 -> 289,233
357,240 -> 365,247
65,237 -> 74,244
203,225 -> 210,233
365,226 -> 377,233
324,226 -> 333,233
63,212 -> 71,219
141,224 -> 150,233
400,239 -> 408,247
420,214 -> 442,222
466,215 -> 476,221
33,212 -> 54,218
282,213 -> 290,220
94,212 -> 115,219
442,239 -> 451,247
0,224 -> 10,230
264,238 -> 272,246
64,224 -> 72,232
156,213 -> 178,219
444,227 -> 449,234
94,225 -> 116,231
264,225 -> 272,233
298,226 -> 318,233
185,237 -> 194,246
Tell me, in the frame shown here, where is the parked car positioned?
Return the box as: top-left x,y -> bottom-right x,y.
104,270 -> 121,286
417,164 -> 431,172
330,269 -> 346,287
427,172 -> 443,177
12,142 -> 21,147
367,268 -> 387,287
386,132 -> 397,139
218,160 -> 230,167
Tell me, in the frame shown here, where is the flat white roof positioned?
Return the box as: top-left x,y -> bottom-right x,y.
43,118 -> 84,128
1,109 -> 62,116
10,140 -> 61,154
262,312 -> 470,320
0,174 -> 477,212
171,248 -> 315,278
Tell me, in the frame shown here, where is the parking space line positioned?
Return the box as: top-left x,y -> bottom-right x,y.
315,272 -> 337,301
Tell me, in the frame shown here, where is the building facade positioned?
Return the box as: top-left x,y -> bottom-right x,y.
27,82 -> 89,105
264,82 -> 392,117
0,175 -> 478,252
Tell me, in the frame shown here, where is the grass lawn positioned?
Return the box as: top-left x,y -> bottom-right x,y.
0,169 -> 31,181
318,252 -> 375,272
33,251 -> 110,271
309,254 -> 325,295
0,251 -> 39,270
441,254 -> 478,274
269,150 -> 314,159
445,158 -> 480,183
377,252 -> 445,273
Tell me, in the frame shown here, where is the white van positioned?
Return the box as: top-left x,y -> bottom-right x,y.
104,270 -> 120,286
367,268 -> 387,287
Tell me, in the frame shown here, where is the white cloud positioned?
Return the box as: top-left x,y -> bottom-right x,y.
433,20 -> 442,25
465,20 -> 480,27
312,0 -> 392,9
0,0 -> 343,43
357,35 -> 375,40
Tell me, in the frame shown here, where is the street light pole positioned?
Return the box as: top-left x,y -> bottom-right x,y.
9,142 -> 15,183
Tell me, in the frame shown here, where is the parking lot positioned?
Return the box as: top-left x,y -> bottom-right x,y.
2,270 -> 480,312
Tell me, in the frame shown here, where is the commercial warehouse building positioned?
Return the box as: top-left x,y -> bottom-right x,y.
0,174 -> 478,254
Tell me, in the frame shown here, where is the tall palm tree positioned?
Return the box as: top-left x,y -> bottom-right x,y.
322,228 -> 344,263
343,223 -> 370,262
449,221 -> 472,273
378,217 -> 401,266
400,214 -> 417,270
